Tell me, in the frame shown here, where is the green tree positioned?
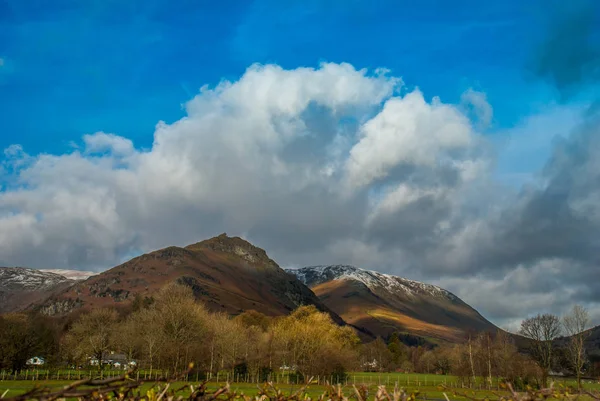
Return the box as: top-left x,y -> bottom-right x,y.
387,332 -> 408,367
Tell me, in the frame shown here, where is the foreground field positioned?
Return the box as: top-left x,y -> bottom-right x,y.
2,375 -> 600,401
351,372 -> 600,391
0,380 -> 513,400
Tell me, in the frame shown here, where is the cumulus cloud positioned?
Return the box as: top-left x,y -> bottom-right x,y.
83,133 -> 135,156
0,61 -> 598,329
346,90 -> 476,188
0,62 -> 482,270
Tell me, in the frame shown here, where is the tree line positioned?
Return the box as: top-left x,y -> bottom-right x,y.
0,283 -> 596,390
1,284 -> 358,381
359,305 -> 596,390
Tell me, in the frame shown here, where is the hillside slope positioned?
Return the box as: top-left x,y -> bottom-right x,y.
0,267 -> 78,313
37,234 -> 344,324
288,265 -> 498,342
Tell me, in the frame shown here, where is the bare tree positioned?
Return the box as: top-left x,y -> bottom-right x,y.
153,283 -> 209,372
519,313 -> 561,387
66,308 -> 119,369
563,305 -> 590,390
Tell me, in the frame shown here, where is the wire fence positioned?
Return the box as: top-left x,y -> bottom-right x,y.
1,370 -> 598,391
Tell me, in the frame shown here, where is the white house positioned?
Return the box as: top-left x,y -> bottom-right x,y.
26,357 -> 45,366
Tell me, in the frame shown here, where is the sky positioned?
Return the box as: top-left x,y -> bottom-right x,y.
1,0 -> 600,331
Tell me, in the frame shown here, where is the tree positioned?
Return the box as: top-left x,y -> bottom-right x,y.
387,333 -> 408,368
235,310 -> 271,331
359,338 -> 392,372
113,317 -> 141,365
127,307 -> 162,373
151,283 -> 209,372
563,305 -> 590,390
519,313 -> 561,387
270,305 -> 359,380
0,314 -> 59,373
65,308 -> 119,369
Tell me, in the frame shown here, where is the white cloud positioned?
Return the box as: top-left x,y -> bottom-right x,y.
0,61 -> 597,327
83,132 -> 135,156
346,90 -> 474,188
461,88 -> 493,128
0,63 -> 408,269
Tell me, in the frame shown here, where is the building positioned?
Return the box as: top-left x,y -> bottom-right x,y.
26,357 -> 45,366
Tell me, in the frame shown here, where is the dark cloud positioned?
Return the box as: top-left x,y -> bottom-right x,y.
530,0 -> 600,98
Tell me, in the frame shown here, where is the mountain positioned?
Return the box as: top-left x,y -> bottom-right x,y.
0,267 -> 79,314
36,234 -> 344,324
40,269 -> 97,280
288,265 -> 498,343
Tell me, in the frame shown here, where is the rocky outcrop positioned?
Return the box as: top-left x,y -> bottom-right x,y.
39,298 -> 83,316
187,233 -> 280,269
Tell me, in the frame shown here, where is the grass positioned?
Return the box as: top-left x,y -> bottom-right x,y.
2,372 -> 599,399
349,372 -> 600,391
0,380 -> 505,399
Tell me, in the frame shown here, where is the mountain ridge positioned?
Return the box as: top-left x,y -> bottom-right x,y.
1,237 -> 503,344
0,267 -> 80,314
287,264 -> 498,342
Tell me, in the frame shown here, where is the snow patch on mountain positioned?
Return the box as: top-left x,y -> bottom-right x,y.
41,269 -> 96,280
0,267 -> 72,291
288,265 -> 458,301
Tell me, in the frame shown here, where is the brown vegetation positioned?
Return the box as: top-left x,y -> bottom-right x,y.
34,235 -> 342,325
54,284 -> 359,380
302,267 -> 497,342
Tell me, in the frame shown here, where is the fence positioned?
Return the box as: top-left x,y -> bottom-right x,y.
0,370 -> 488,388
1,370 -> 594,391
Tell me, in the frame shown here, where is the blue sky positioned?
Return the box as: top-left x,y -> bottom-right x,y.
1,1 -> 588,158
1,0 -> 600,327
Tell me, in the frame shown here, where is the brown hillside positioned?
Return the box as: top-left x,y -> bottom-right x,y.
35,234 -> 343,324
289,265 -> 498,343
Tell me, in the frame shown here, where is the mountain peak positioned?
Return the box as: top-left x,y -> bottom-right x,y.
287,264 -> 496,342
289,265 -> 458,302
0,267 -> 72,290
186,234 -> 279,269
0,267 -> 77,314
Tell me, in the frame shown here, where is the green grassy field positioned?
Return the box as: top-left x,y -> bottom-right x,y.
0,380 -> 510,400
2,372 -> 599,399
349,372 -> 600,390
